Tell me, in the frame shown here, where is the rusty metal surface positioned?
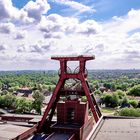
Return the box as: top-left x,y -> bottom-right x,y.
92,118 -> 140,140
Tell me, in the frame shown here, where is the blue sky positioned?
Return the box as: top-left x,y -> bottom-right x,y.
12,0 -> 140,21
0,0 -> 140,70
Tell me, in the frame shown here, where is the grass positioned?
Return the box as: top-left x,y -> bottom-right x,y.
101,108 -> 116,113
117,108 -> 140,117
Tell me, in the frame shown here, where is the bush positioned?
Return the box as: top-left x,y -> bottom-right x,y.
129,100 -> 138,108
1,90 -> 9,95
115,90 -> 126,99
118,108 -> 140,117
32,90 -> 45,114
121,96 -> 129,107
15,97 -> 33,113
2,93 -> 16,108
127,85 -> 140,96
81,96 -> 87,102
101,93 -> 119,108
94,90 -> 102,95
101,90 -> 130,108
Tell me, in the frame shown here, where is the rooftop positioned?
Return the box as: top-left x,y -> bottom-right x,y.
90,116 -> 140,140
0,122 -> 31,140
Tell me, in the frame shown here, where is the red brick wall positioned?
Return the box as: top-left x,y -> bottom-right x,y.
57,100 -> 88,125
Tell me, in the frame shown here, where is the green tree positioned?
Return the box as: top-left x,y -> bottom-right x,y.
115,90 -> 126,99
38,84 -> 43,92
101,93 -> 119,108
1,90 -> 9,95
111,83 -> 116,91
111,93 -> 120,107
48,86 -> 52,92
121,96 -> 129,107
127,85 -> 140,96
94,90 -> 102,95
92,80 -> 99,89
15,97 -> 32,113
2,93 -> 16,108
32,90 -> 45,114
129,100 -> 138,108
0,96 -> 4,107
104,83 -> 111,89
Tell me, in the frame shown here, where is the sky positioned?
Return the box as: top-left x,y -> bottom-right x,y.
0,0 -> 140,70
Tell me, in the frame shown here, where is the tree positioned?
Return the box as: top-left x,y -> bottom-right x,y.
120,96 -> 129,107
16,97 -> 26,113
15,97 -> 33,113
48,86 -> 52,92
111,93 -> 120,107
129,100 -> 138,108
38,84 -> 43,92
111,83 -> 116,91
115,90 -> 126,99
92,80 -> 99,89
104,83 -> 111,90
2,93 -> 16,108
1,90 -> 9,95
101,94 -> 112,107
0,96 -> 4,107
32,90 -> 45,114
127,85 -> 140,96
94,90 -> 102,95
101,93 -> 119,108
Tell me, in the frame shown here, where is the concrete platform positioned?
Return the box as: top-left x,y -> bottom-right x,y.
1,116 -> 140,140
0,123 -> 30,140
90,116 -> 140,140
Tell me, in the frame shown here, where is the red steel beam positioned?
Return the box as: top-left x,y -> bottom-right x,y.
51,55 -> 95,61
37,77 -> 64,132
12,124 -> 37,140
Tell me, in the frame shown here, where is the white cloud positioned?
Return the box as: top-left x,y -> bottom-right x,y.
0,0 -> 140,70
0,43 -> 7,51
23,0 -> 50,22
30,41 -> 51,53
0,0 -> 19,20
44,32 -> 64,39
17,44 -> 26,52
126,32 -> 140,44
14,30 -> 27,39
39,14 -> 67,32
0,22 -> 15,34
76,20 -> 102,36
0,0 -> 50,24
54,0 -> 95,14
103,9 -> 140,34
39,14 -> 101,39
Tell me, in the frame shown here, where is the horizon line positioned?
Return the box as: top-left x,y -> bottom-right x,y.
0,69 -> 140,72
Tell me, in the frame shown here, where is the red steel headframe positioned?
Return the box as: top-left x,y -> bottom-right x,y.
37,55 -> 102,132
